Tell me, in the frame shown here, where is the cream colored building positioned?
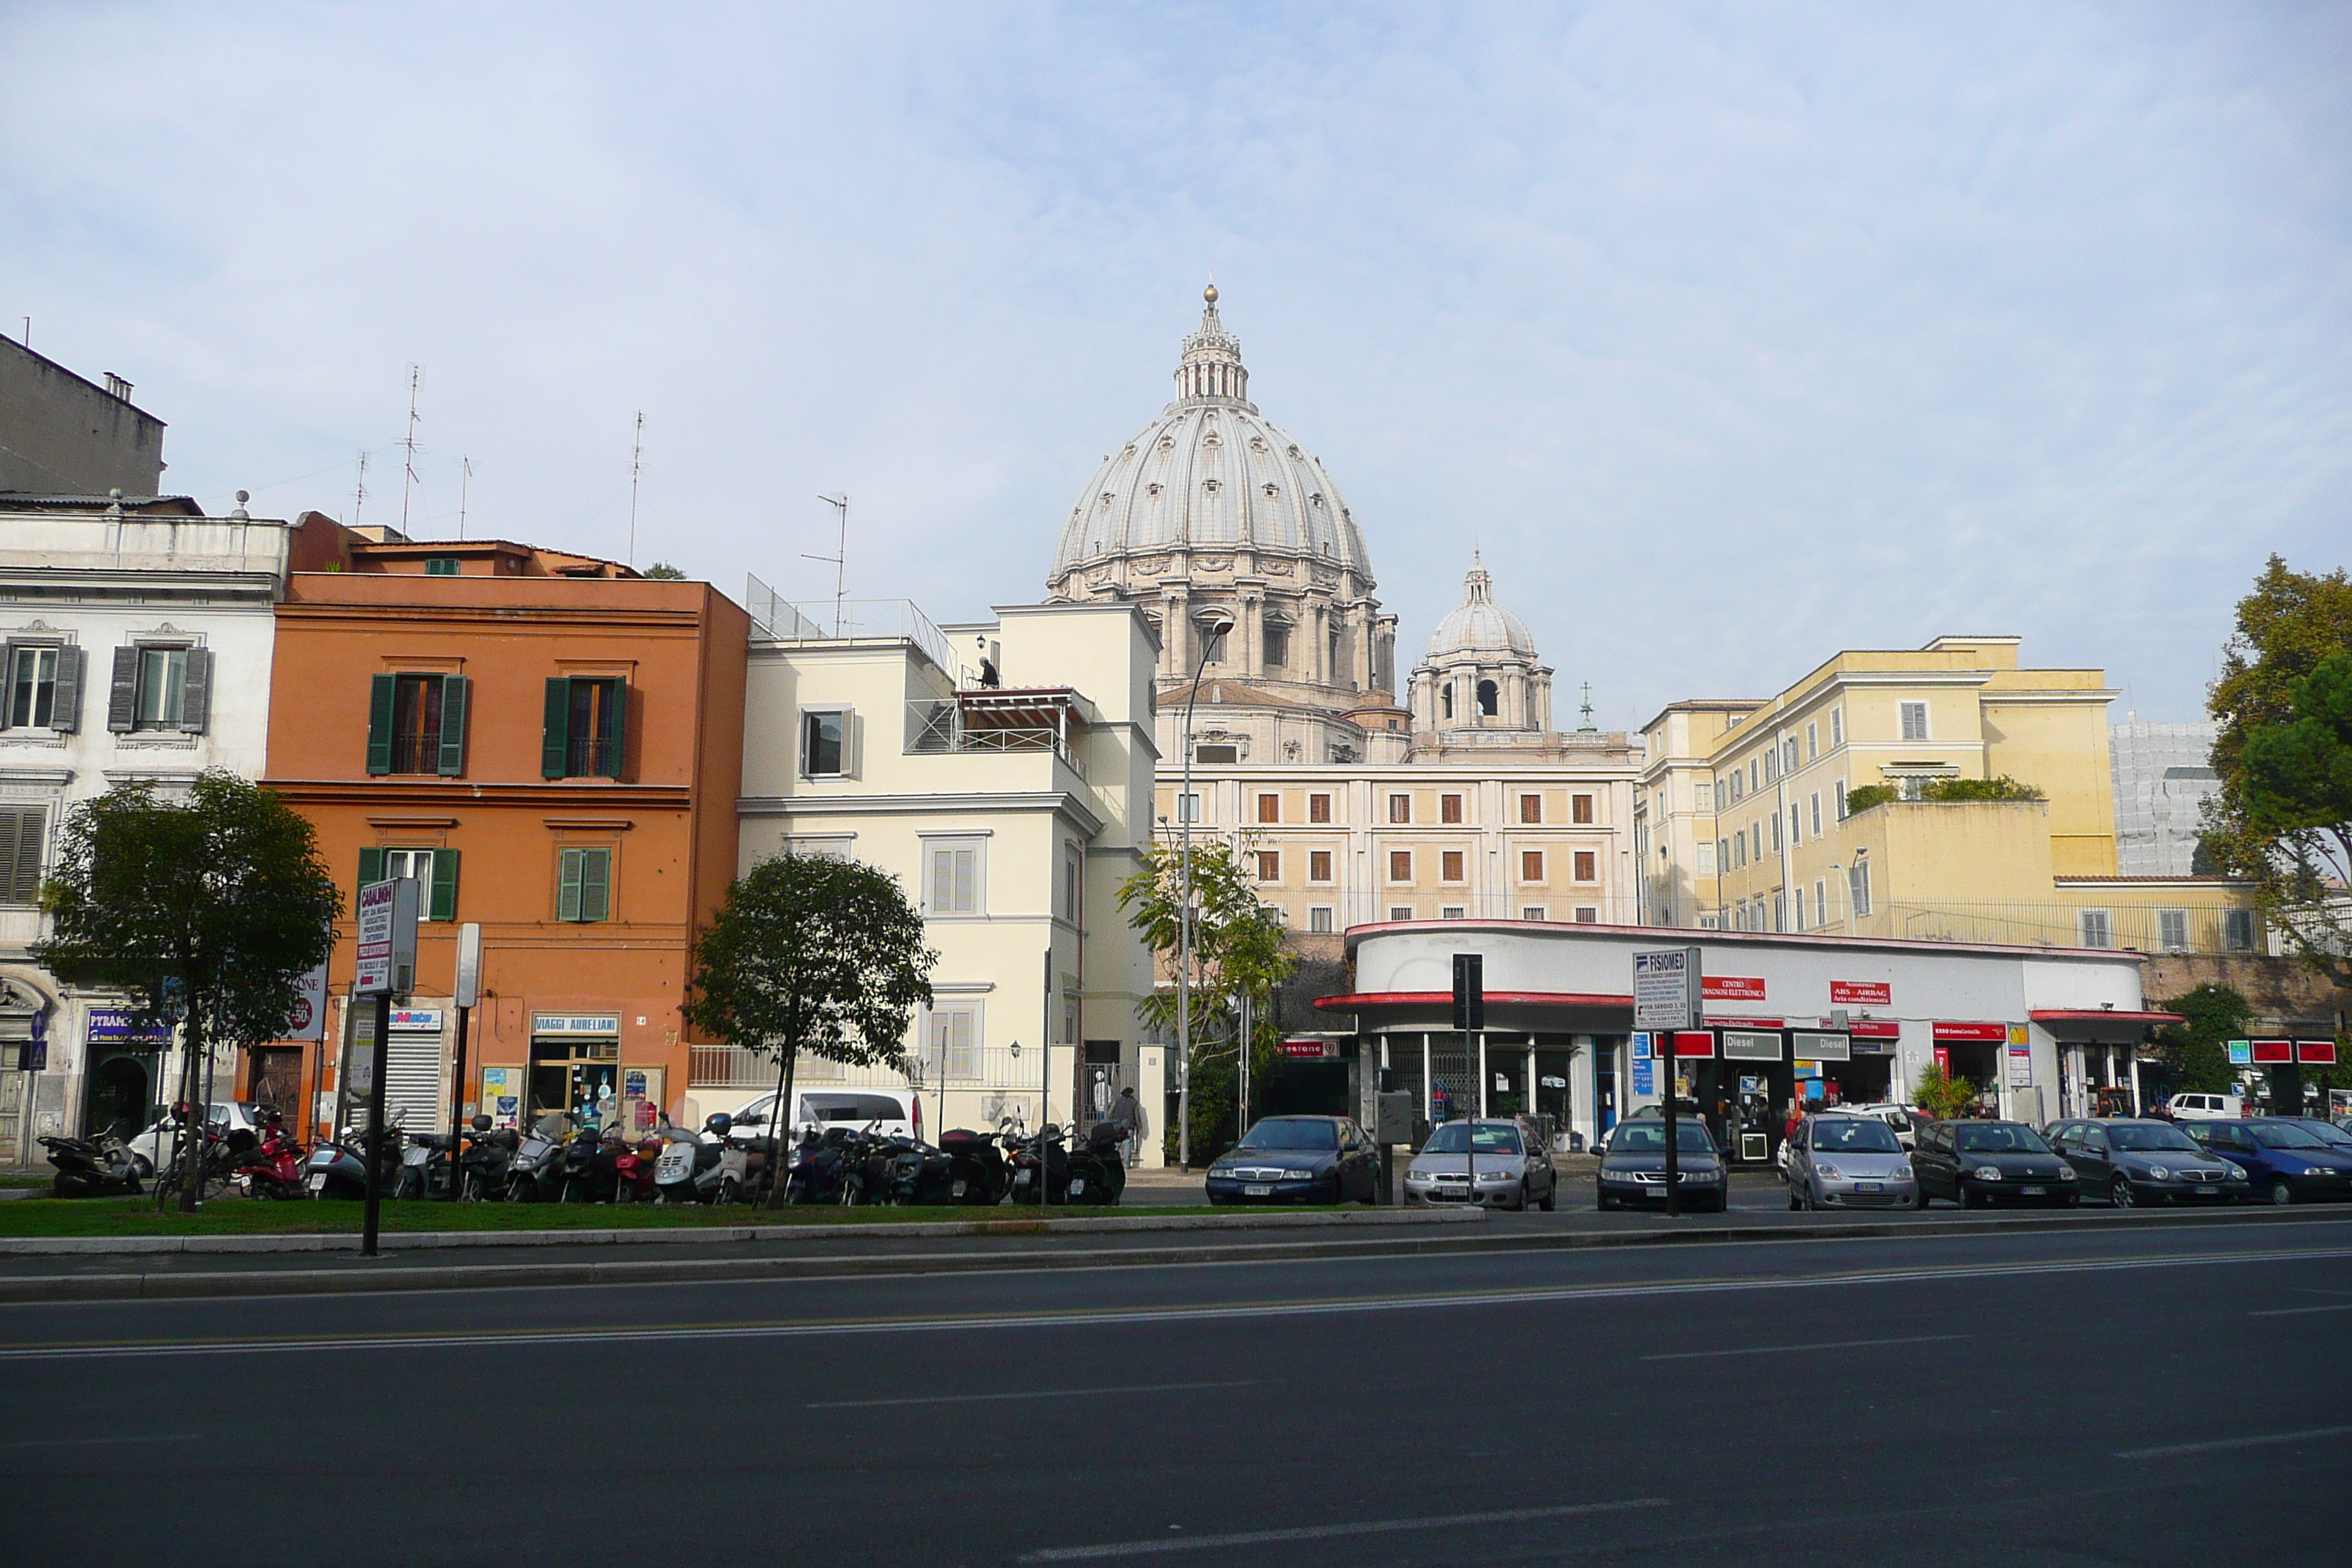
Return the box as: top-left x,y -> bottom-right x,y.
1635,634 -> 2260,961
712,591 -> 1166,1161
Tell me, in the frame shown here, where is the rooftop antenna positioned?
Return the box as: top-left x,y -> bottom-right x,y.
457,455 -> 474,540
398,365 -> 423,535
353,450 -> 369,527
626,411 -> 645,566
1578,681 -> 1597,733
808,493 -> 848,634
18,318 -> 27,348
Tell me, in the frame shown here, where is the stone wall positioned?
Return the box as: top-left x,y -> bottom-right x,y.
2141,954 -> 2349,1033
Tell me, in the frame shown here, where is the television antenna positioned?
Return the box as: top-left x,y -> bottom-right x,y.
398,365 -> 424,535
352,450 -> 369,526
807,494 -> 849,634
627,411 -> 645,566
457,456 -> 473,540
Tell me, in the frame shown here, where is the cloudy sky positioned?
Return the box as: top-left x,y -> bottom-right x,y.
4,2 -> 2345,727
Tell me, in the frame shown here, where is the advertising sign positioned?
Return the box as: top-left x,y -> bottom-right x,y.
2227,1039 -> 2253,1066
480,1066 -> 521,1128
1632,1033 -> 1652,1060
1932,1022 -> 2011,1043
1282,1039 -> 1338,1059
287,960 -> 330,1042
1790,1030 -> 1852,1062
2297,1040 -> 2339,1065
344,1003 -> 379,1098
1632,948 -> 1701,1032
86,1009 -> 172,1046
1665,1030 -> 1716,1059
1703,976 -> 1767,1001
1631,1058 -> 1655,1096
532,1014 -> 622,1036
354,878 -> 419,997
1830,981 -> 1892,1006
1721,1030 -> 1783,1062
2250,1039 -> 2293,1064
2006,1045 -> 2035,1087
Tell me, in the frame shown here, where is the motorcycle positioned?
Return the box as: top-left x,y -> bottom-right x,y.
303,1130 -> 397,1200
1062,1120 -> 1127,1206
559,1128 -> 625,1204
885,1135 -> 957,1205
503,1126 -> 570,1203
1006,1123 -> 1071,1205
455,1117 -> 516,1201
39,1134 -> 143,1197
235,1117 -> 307,1201
940,1124 -> 1013,1206
653,1115 -> 747,1204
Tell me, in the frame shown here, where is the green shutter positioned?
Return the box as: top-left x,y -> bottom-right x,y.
358,845 -> 385,895
429,848 -> 459,921
541,678 -> 570,779
437,675 -> 469,776
581,848 -> 611,921
366,674 -> 396,774
604,678 -> 628,780
557,848 -> 582,921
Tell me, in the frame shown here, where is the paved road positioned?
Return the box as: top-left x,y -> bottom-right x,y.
7,1218 -> 2349,1564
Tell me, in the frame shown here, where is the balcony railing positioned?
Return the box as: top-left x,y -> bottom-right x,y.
744,575 -> 963,680
905,693 -> 1088,779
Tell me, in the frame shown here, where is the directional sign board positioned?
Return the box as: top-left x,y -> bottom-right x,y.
353,878 -> 419,997
1632,947 -> 1702,1033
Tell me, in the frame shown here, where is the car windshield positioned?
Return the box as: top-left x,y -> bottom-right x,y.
1953,1124 -> 2051,1154
1812,1120 -> 1901,1153
1610,1123 -> 1716,1154
1237,1119 -> 1338,1151
2292,1120 -> 2352,1142
1422,1123 -> 1522,1154
2109,1124 -> 2200,1153
2250,1123 -> 2328,1150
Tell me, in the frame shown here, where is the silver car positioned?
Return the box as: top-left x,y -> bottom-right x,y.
1787,1113 -> 1919,1210
1403,1118 -> 1558,1210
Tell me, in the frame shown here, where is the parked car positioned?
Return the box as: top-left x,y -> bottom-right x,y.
1833,1102 -> 1919,1150
1205,1115 -> 1377,1205
1786,1114 -> 1918,1210
2045,1117 -> 2247,1207
2163,1092 -> 2245,1120
1912,1118 -> 2078,1207
2281,1118 -> 2352,1158
2178,1119 -> 2352,1206
127,1101 -> 262,1175
1597,1119 -> 1727,1212
725,1088 -> 919,1146
1402,1117 -> 1557,1210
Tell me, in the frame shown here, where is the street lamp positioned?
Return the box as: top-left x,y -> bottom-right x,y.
1176,605 -> 1235,1173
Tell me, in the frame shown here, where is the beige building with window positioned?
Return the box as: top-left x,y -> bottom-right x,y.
1635,635 -> 2258,957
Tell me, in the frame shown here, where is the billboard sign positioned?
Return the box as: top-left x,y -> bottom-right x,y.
1830,980 -> 1892,1006
285,959 -> 330,1042
1633,948 -> 1701,1032
1703,976 -> 1766,1001
354,878 -> 419,997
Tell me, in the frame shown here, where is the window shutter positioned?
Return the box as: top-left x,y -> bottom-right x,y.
948,1009 -> 976,1079
106,647 -> 140,732
604,678 -> 629,780
541,678 -> 570,778
358,845 -> 385,896
178,647 -> 213,733
930,846 -> 952,913
951,847 -> 975,913
581,848 -> 611,921
50,645 -> 83,734
366,674 -> 396,774
1,807 -> 45,902
437,674 -> 470,776
557,848 -> 583,921
0,642 -> 15,731
429,848 -> 459,921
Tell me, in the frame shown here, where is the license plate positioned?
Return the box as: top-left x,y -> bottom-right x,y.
2196,1185 -> 2215,1194
1244,1184 -> 1273,1196
1069,1179 -> 1085,1195
304,1172 -> 325,1193
951,1179 -> 968,1197
2020,1186 -> 2046,1196
1015,1170 -> 1032,1185
1855,1182 -> 1882,1193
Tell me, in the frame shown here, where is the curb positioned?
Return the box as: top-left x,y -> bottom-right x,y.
0,1204 -> 1482,1257
0,1205 -> 2340,1304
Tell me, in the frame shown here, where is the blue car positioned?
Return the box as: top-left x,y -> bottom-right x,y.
2180,1119 -> 2352,1206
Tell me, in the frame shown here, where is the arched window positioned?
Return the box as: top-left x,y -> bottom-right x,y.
1477,679 -> 1500,717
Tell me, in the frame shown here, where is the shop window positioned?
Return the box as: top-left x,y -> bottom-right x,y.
556,847 -> 611,922
926,839 -> 984,915
1574,851 -> 1597,882
1308,906 -> 1335,934
1441,851 -> 1465,883
1441,794 -> 1463,824
542,676 -> 629,780
108,644 -> 211,734
1308,850 -> 1333,883
1388,794 -> 1411,824
369,672 -> 470,776
0,806 -> 47,904
1256,851 -> 1281,883
1308,793 -> 1332,823
1387,850 -> 1413,883
1256,793 -> 1281,824
358,845 -> 459,921
1520,850 -> 1545,882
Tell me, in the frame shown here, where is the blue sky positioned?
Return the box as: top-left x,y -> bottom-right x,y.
4,2 -> 2346,728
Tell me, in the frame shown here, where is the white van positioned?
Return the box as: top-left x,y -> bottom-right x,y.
723,1088 -> 920,1144
2164,1091 -> 2244,1120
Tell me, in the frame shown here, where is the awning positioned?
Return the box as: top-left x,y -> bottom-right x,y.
2028,1009 -> 2185,1025
1314,990 -> 1633,1013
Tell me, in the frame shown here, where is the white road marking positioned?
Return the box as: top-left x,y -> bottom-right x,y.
2117,1425 -> 2352,1460
2247,1301 -> 2352,1317
1642,1333 -> 1967,1361
810,1379 -> 1254,1409
7,1243 -> 2348,1362
1018,1499 -> 1668,1561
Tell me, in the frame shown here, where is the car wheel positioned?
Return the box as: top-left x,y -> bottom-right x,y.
1511,1180 -> 1530,1212
1597,1191 -> 1616,1212
2268,1177 -> 2294,1207
2111,1176 -> 2134,1209
1961,1185 -> 1982,1209
1788,1185 -> 1803,1212
1538,1181 -> 1556,1213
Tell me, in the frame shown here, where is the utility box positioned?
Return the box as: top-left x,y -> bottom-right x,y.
1375,1090 -> 1416,1147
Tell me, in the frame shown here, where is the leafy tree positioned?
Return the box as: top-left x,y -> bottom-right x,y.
2204,557 -> 2352,987
36,772 -> 339,1211
2149,982 -> 2250,1095
682,853 -> 935,1205
1910,1060 -> 1978,1120
1117,835 -> 1294,1164
643,562 -> 687,580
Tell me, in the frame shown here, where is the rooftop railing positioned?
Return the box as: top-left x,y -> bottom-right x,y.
745,574 -> 963,679
905,692 -> 1088,779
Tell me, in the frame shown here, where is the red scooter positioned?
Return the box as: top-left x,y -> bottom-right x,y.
612,1134 -> 663,1203
235,1114 -> 307,1201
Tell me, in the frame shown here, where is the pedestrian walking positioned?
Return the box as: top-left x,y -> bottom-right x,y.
1109,1085 -> 1143,1168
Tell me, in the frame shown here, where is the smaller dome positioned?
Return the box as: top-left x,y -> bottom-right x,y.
1428,557 -> 1537,658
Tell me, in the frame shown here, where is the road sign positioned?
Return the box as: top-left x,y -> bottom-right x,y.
1452,953 -> 1485,1032
354,878 -> 419,997
1632,948 -> 1701,1032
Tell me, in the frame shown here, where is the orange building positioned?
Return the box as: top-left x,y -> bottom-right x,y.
253,519 -> 747,1139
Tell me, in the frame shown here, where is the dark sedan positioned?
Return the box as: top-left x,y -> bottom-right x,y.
1597,1120 -> 1727,1213
2046,1118 -> 2247,1206
1912,1119 -> 2078,1207
2180,1119 -> 2352,1206
1205,1116 -> 1377,1205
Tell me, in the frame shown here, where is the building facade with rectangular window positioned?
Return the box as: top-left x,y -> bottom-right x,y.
257,521 -> 748,1142
0,491 -> 291,1159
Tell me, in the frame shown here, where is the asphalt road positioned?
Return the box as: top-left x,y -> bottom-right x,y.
7,1218 -> 2350,1565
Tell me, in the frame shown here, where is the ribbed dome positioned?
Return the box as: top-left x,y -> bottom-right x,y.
1050,290 -> 1374,582
1428,558 -> 1537,658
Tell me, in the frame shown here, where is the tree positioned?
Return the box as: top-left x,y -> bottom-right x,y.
36,772 -> 339,1212
2204,557 -> 2352,987
682,853 -> 935,1206
1910,1060 -> 1977,1121
2149,982 -> 2250,1095
1117,836 -> 1294,1163
643,562 -> 687,580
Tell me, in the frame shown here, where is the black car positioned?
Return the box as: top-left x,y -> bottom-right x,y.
2046,1118 -> 2246,1207
1912,1119 -> 2078,1207
1205,1116 -> 1377,1205
1596,1119 -> 1727,1212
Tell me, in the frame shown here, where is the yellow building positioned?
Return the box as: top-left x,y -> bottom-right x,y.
1635,635 -> 2261,955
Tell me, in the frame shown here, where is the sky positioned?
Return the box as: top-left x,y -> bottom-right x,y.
4,1 -> 2346,729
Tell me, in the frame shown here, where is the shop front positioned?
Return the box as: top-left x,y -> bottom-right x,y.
2032,1010 -> 2185,1119
528,1012 -> 622,1131
83,1007 -> 172,1143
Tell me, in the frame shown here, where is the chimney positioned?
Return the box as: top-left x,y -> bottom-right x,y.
102,373 -> 134,402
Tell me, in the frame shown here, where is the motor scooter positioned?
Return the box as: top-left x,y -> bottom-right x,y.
1007,1123 -> 1071,1205
612,1133 -> 663,1203
235,1117 -> 307,1201
559,1127 -> 625,1203
1062,1120 -> 1127,1206
503,1126 -> 570,1202
653,1115 -> 747,1204
303,1130 -> 396,1199
39,1134 -> 143,1197
940,1125 -> 1012,1205
456,1117 -> 516,1201
886,1136 -> 957,1205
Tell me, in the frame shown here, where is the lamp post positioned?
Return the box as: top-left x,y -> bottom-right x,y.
1176,605 -> 1235,1173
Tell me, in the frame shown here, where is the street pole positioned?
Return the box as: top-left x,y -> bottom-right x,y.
447,921 -> 480,1199
1662,1025 -> 1680,1220
1043,948 -> 1055,1206
1237,990 -> 1251,1136
362,990 -> 391,1256
1175,606 -> 1233,1174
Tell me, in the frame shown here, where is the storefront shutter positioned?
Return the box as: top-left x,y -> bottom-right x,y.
358,845 -> 384,896
50,646 -> 83,734
179,648 -> 213,733
603,678 -> 628,780
436,675 -> 470,776
106,646 -> 140,732
365,674 -> 396,774
541,678 -> 570,778
429,849 -> 460,921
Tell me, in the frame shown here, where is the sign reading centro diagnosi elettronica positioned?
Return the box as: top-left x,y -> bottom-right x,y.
353,878 -> 419,997
1632,947 -> 1702,1032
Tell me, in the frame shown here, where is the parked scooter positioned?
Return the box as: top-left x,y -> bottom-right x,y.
235,1115 -> 307,1201
939,1124 -> 1013,1205
503,1125 -> 570,1203
303,1130 -> 397,1199
559,1127 -> 625,1204
456,1117 -> 516,1201
393,1131 -> 460,1199
885,1135 -> 957,1205
612,1132 -> 663,1203
39,1134 -> 143,1197
1062,1120 -> 1127,1206
1006,1123 -> 1071,1205
653,1115 -> 747,1204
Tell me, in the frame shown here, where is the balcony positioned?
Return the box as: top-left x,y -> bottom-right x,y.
744,576 -> 963,680
905,689 -> 1090,780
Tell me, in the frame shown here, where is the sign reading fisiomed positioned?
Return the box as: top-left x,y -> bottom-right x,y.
1632,947 -> 1702,1032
